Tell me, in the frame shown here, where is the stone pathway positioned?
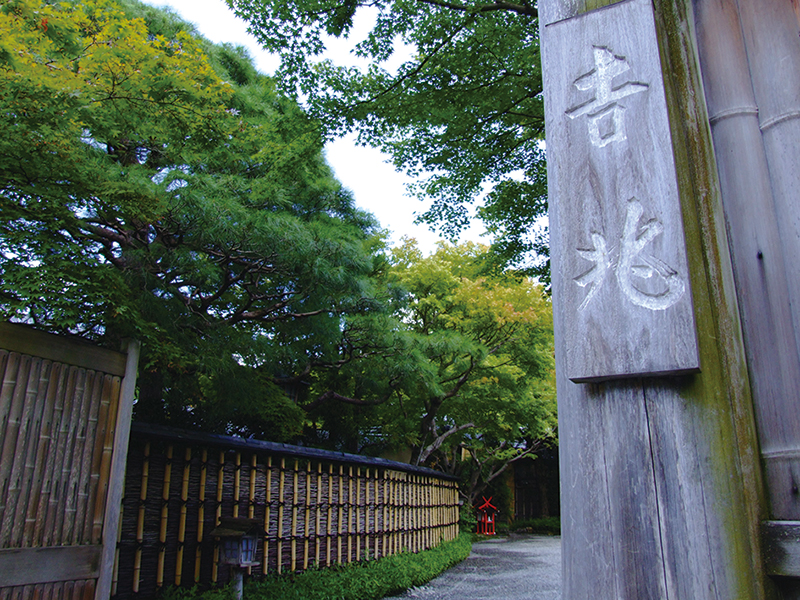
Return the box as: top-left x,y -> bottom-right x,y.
385,534 -> 562,600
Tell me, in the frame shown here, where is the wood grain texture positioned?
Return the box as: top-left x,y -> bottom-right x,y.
542,0 -> 773,597
543,0 -> 699,382
0,323 -> 126,376
0,546 -> 101,588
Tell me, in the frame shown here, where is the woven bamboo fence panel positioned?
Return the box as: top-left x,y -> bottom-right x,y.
113,424 -> 460,599
0,323 -> 140,600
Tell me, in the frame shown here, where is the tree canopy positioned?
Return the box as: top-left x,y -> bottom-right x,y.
0,1 -> 557,497
0,0 -> 384,439
227,0 -> 550,283
304,240 -> 556,502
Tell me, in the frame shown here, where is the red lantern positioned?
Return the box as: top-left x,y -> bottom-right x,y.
475,496 -> 498,535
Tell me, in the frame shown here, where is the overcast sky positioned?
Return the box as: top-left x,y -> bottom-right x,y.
140,0 -> 487,254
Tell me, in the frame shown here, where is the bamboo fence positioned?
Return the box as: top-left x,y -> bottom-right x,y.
113,423 -> 460,599
0,323 -> 140,600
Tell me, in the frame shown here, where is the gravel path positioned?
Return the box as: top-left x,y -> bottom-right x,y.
384,534 -> 562,600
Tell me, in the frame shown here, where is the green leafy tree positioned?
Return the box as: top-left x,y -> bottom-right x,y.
226,0 -> 550,283
304,240 -> 556,502
0,0 -> 384,439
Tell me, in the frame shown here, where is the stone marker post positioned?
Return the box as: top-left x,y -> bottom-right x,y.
539,0 -> 775,597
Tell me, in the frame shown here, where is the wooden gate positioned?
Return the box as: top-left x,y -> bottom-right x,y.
0,323 -> 139,600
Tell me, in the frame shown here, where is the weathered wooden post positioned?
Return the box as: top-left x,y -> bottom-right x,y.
539,0 -> 778,597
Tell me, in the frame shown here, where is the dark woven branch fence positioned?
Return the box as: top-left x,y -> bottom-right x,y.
112,424 -> 460,599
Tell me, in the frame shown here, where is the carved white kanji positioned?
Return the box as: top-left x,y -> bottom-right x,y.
574,198 -> 685,310
566,46 -> 649,147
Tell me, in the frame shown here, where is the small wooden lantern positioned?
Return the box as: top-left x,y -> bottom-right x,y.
210,517 -> 263,599
475,496 -> 498,535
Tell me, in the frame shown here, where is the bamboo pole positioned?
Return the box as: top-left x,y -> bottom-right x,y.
14,358 -> 53,547
303,461 -> 311,570
88,376 -> 120,544
54,366 -> 85,546
43,364 -> 78,546
411,476 -> 417,552
392,472 -> 398,555
132,442 -> 150,593
327,464 -> 334,566
156,444 -> 173,588
248,454 -> 257,519
194,449 -> 208,583
70,369 -> 103,546
358,468 -> 365,561
426,478 -> 432,549
337,464 -> 344,564
4,355 -> 43,546
374,470 -> 380,558
347,466 -> 354,563
277,457 -> 286,574
262,456 -> 272,575
315,462 -> 322,567
175,446 -> 191,586
233,452 -> 241,519
31,361 -> 67,548
291,459 -> 298,571
382,470 -> 388,558
246,454 -> 257,576
212,450 -> 224,583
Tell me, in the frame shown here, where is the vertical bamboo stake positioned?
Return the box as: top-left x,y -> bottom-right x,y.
359,468 -> 365,561
132,442 -> 149,593
262,456 -> 272,575
428,478 -> 434,548
245,454 -> 257,575
291,459 -> 298,571
277,457 -> 285,574
194,449 -> 207,583
374,470 -> 380,558
326,464 -> 333,567
362,468 -> 368,561
315,462 -> 322,567
347,466 -> 354,563
175,446 -> 191,586
382,470 -> 389,557
411,476 -> 417,552
337,464 -> 344,564
212,451 -> 224,583
402,474 -> 408,551
303,461 -> 311,570
246,454 -> 256,520
233,452 -> 241,519
156,445 -> 173,588
387,471 -> 393,556
392,473 -> 399,555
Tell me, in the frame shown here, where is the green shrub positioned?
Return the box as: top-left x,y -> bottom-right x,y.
510,516 -> 561,535
458,502 -> 477,533
160,533 -> 472,600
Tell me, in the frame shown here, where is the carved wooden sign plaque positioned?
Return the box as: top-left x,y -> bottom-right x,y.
542,0 -> 700,382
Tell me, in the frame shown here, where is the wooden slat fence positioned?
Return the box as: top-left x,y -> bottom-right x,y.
0,322 -> 140,600
113,424 -> 460,599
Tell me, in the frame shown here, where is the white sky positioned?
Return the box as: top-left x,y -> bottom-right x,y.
140,0 -> 487,254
